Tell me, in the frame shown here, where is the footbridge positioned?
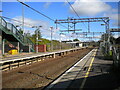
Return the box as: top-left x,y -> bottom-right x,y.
0,16 -> 34,56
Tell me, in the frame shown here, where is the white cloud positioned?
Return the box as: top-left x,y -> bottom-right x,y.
43,2 -> 52,8
70,0 -> 111,16
40,27 -> 62,40
109,14 -> 119,27
12,16 -> 49,28
2,0 -> 120,2
104,13 -> 118,20
103,9 -> 119,27
11,16 -> 52,37
60,34 -> 70,41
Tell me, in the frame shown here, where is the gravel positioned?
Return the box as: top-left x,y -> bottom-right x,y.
2,48 -> 91,89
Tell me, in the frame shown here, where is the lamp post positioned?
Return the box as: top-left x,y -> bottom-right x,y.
59,33 -> 65,50
50,27 -> 53,51
59,33 -> 62,50
22,1 -> 24,35
32,26 -> 42,53
0,10 -> 2,57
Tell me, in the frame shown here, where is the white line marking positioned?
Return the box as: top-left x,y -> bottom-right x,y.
46,49 -> 94,89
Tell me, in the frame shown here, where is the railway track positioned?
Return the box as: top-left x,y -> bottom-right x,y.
1,48 -> 82,71
45,49 -> 95,89
2,48 -> 92,89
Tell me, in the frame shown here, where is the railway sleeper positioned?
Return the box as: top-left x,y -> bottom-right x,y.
2,64 -> 10,71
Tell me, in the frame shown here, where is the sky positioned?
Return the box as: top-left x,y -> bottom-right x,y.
1,0 -> 119,41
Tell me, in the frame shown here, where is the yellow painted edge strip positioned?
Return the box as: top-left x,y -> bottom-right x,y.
80,49 -> 97,89
85,56 -> 95,78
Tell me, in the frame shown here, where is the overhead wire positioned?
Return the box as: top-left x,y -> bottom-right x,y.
66,0 -> 104,37
0,16 -> 52,32
66,0 -> 89,31
67,0 -> 80,18
1,16 -> 32,27
17,0 -> 54,22
17,0 -> 68,29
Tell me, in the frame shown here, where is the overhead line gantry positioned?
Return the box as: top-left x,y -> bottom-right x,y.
55,17 -> 110,34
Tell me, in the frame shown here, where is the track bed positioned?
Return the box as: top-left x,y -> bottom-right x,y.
2,48 -> 91,89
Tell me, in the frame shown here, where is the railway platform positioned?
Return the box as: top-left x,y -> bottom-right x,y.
46,48 -> 120,90
0,48 -> 83,71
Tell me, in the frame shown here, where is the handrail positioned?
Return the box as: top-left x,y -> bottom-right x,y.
0,16 -> 34,48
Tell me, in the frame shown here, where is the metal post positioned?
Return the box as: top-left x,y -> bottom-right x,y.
59,33 -> 62,50
0,0 -> 2,58
18,42 -> 19,54
105,23 -> 107,33
32,26 -> 42,53
29,44 -> 30,53
22,1 -> 24,35
36,29 -> 38,53
0,1 -> 2,90
56,20 -> 58,29
50,27 -> 53,51
73,22 -> 76,33
88,22 -> 90,32
2,39 -> 4,55
107,20 -> 110,34
0,30 -> 2,58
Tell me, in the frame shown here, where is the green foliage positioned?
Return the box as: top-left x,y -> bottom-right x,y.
38,38 -> 51,45
28,30 -> 73,51
28,30 -> 42,44
73,39 -> 79,41
19,28 -> 23,34
52,40 -> 60,45
35,30 -> 42,39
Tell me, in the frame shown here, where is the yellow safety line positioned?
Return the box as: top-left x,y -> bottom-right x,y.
80,49 -> 97,89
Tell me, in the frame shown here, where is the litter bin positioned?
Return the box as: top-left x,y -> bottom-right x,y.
8,49 -> 18,55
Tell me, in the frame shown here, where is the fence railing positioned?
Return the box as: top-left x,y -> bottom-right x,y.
112,44 -> 120,68
0,16 -> 34,50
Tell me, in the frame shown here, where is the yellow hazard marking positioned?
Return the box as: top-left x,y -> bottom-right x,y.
80,49 -> 97,89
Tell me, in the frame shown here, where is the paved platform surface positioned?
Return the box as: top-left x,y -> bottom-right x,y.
0,48 -> 81,64
45,48 -> 120,90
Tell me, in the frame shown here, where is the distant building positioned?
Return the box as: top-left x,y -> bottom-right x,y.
62,41 -> 84,48
110,28 -> 120,32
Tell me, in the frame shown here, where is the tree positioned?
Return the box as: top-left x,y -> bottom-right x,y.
73,39 -> 79,41
35,29 -> 42,39
19,28 -> 23,34
29,29 -> 42,44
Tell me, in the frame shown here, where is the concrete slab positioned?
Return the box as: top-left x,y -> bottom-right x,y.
0,48 -> 82,64
45,48 -> 120,89
45,49 -> 96,89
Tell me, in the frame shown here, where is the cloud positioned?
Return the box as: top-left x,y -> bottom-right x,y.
60,34 -> 70,41
108,14 -> 119,27
43,2 -> 52,8
70,0 -> 119,27
103,8 -> 119,27
69,0 -> 111,16
11,16 -> 50,35
12,16 -> 49,28
104,13 -> 118,20
40,27 -> 62,40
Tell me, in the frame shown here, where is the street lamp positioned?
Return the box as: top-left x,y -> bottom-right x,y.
22,1 -> 24,35
50,27 -> 53,51
59,33 -> 66,50
32,26 -> 42,53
